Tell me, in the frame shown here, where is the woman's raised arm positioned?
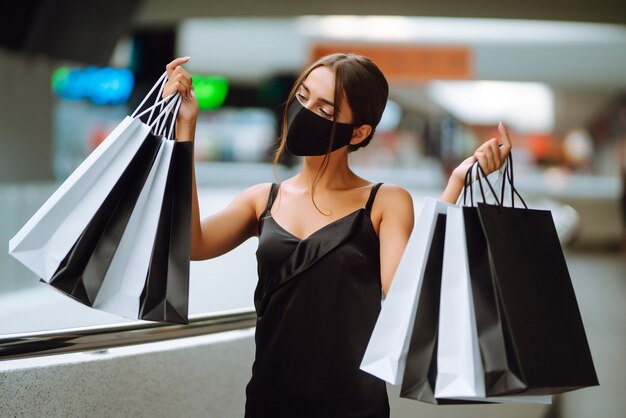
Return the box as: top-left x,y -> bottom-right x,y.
163,57 -> 266,260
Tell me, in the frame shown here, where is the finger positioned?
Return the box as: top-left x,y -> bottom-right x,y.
173,71 -> 193,99
173,65 -> 191,79
173,73 -> 191,94
164,81 -> 187,99
498,121 -> 512,159
166,56 -> 191,75
477,140 -> 494,173
489,138 -> 501,169
474,150 -> 487,173
162,82 -> 177,100
482,149 -> 495,174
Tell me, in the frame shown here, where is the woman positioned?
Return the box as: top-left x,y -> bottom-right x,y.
163,53 -> 511,417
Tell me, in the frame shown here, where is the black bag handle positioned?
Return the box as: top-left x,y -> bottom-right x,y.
463,151 -> 530,211
499,153 -> 528,209
462,162 -> 501,207
474,162 -> 502,206
462,164 -> 474,206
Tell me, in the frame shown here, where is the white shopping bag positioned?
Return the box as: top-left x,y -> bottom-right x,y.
8,118 -> 151,281
360,197 -> 450,384
435,205 -> 484,398
8,73 -> 171,281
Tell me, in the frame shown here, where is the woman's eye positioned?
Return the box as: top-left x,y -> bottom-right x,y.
296,93 -> 307,102
319,108 -> 333,118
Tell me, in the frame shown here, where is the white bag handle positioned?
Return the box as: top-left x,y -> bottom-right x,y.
155,94 -> 181,138
149,93 -> 181,131
167,95 -> 182,140
130,71 -> 167,119
130,70 -> 184,141
134,93 -> 175,120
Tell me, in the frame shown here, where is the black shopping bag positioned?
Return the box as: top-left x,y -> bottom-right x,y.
463,205 -> 527,396
139,140 -> 193,323
472,156 -> 599,395
477,202 -> 599,394
455,163 -> 525,396
399,213 -> 447,403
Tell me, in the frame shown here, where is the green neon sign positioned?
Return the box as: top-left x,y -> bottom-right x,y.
191,74 -> 229,110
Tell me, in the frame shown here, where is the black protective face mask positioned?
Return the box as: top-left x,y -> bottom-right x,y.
285,98 -> 355,156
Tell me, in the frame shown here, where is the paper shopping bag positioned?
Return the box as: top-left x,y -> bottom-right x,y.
46,133 -> 191,324
434,205 -> 485,399
432,204 -> 552,404
360,198 -> 449,384
9,73 -> 170,281
91,137 -> 175,320
463,206 -> 526,396
393,205 -> 551,405
139,140 -> 193,323
46,133 -> 163,306
477,202 -> 599,394
9,117 -> 152,281
399,213 -> 452,403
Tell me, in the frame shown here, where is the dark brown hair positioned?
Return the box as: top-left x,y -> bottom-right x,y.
272,53 -> 389,213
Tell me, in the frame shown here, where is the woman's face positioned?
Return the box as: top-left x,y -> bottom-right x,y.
294,66 -> 353,125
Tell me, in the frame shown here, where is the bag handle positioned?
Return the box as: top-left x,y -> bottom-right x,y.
462,162 -> 501,207
462,152 -> 530,211
498,153 -> 528,209
130,71 -> 168,122
474,162 -> 502,206
134,93 -> 175,120
150,93 -> 182,139
155,94 -> 182,141
462,164 -> 475,206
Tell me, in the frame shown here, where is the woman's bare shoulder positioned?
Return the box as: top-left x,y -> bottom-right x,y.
239,181 -> 294,220
375,183 -> 414,217
376,183 -> 413,204
237,182 -> 273,212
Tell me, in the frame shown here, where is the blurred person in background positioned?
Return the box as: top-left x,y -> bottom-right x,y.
162,53 -> 511,417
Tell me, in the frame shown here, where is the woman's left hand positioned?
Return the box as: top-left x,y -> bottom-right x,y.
451,122 -> 513,184
441,122 -> 512,204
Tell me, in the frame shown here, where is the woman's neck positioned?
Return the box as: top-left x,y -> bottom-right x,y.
296,150 -> 357,191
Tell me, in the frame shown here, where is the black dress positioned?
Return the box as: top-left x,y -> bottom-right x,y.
244,182 -> 390,418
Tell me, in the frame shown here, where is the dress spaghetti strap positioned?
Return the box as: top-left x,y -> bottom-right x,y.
261,182 -> 280,219
365,183 -> 383,214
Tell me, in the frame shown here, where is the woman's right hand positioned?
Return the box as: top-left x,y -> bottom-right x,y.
163,57 -> 199,127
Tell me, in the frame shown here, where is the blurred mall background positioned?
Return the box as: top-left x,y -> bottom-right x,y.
0,0 -> 625,417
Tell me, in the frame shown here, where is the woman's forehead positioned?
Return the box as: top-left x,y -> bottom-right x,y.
302,66 -> 335,99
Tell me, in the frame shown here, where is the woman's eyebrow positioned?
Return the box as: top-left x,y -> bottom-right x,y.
300,82 -> 335,108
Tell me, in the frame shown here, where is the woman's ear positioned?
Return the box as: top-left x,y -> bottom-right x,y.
350,124 -> 373,146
